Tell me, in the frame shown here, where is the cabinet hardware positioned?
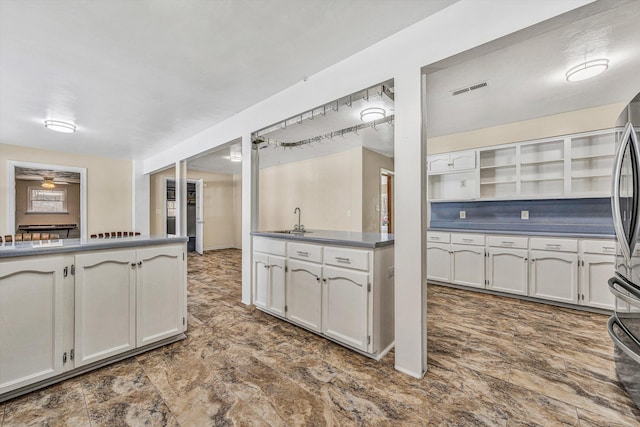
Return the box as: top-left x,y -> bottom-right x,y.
297,251 -> 309,257
183,253 -> 185,260
501,241 -> 514,245
531,259 -> 536,262
63,352 -> 67,364
524,258 -> 528,262
316,277 -> 320,282
447,163 -> 453,167
367,336 -> 371,344
285,266 -> 288,272
131,262 -> 137,267
335,257 -> 351,263
70,349 -> 74,360
183,317 -> 185,325
137,261 -> 142,266
546,244 -> 561,248
462,238 -> 473,242
64,266 -> 68,277
431,236 -> 440,240
367,283 -> 371,292
71,264 -> 75,275
285,305 -> 288,312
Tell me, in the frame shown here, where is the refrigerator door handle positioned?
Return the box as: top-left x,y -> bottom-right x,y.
612,122 -> 640,264
609,274 -> 640,308
608,314 -> 640,365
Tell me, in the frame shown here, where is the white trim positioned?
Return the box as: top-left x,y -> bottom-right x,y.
393,365 -> 425,379
204,245 -> 237,251
7,160 -> 87,241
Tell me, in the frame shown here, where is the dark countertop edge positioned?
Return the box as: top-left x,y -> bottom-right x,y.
0,236 -> 188,258
251,231 -> 394,248
428,228 -> 615,239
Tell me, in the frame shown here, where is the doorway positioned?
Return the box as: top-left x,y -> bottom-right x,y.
165,178 -> 204,254
381,169 -> 394,233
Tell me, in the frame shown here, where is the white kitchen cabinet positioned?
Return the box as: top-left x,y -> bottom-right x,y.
0,256 -> 66,394
136,244 -> 185,347
529,249 -> 579,304
451,244 -> 485,288
286,259 -> 322,332
253,253 -> 286,316
322,266 -> 369,351
579,254 -> 616,310
74,249 -> 137,367
253,237 -> 287,317
428,150 -> 476,173
426,242 -> 451,282
487,248 -> 528,295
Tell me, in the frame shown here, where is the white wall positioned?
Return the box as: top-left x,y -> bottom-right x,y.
141,0 -> 594,378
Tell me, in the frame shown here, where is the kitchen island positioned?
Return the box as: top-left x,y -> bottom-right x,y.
251,230 -> 394,359
0,235 -> 188,402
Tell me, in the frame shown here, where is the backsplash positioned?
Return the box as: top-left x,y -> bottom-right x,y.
430,198 -> 614,235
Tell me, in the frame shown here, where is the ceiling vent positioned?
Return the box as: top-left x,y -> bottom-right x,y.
451,80 -> 490,96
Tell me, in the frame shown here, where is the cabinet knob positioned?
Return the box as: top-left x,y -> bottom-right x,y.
131,262 -> 136,267
137,261 -> 142,266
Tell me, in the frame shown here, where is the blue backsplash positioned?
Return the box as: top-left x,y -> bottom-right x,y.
430,198 -> 614,235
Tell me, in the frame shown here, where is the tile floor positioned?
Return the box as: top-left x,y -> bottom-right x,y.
1,249 -> 640,426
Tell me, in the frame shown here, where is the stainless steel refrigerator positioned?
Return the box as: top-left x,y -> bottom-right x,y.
608,92 -> 640,409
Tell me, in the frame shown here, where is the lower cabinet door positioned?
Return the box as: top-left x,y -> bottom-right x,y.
286,259 -> 322,332
253,253 -> 269,310
136,245 -> 185,347
581,254 -> 616,310
529,250 -> 578,304
267,255 -> 286,316
487,248 -> 528,295
322,266 -> 369,351
426,243 -> 451,282
74,249 -> 136,367
451,244 -> 485,288
0,256 -> 65,394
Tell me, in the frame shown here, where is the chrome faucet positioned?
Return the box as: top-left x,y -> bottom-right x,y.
293,207 -> 304,231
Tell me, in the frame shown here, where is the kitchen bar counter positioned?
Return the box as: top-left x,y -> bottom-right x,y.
0,235 -> 188,258
250,229 -> 394,248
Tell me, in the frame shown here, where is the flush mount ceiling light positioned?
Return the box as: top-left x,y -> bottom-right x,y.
565,58 -> 609,82
360,107 -> 386,122
41,178 -> 56,189
44,120 -> 76,133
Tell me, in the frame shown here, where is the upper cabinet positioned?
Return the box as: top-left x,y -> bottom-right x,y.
428,128 -> 618,201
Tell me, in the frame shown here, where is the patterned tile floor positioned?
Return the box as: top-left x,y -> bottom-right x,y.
2,248 -> 640,426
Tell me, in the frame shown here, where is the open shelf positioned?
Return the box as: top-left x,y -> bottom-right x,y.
520,177 -> 564,182
480,164 -> 516,170
520,159 -> 564,166
571,153 -> 615,160
481,179 -> 517,185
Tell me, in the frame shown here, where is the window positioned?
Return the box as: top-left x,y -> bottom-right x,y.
28,187 -> 68,213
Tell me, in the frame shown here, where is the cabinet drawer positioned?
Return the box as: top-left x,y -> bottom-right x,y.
427,231 -> 450,243
530,238 -> 577,253
253,237 -> 286,256
288,242 -> 322,263
487,235 -> 528,249
451,233 -> 485,246
324,246 -> 370,271
582,240 -> 616,255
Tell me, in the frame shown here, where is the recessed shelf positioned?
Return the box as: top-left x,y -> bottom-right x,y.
571,172 -> 612,179
480,180 -> 517,185
571,153 -> 615,160
520,177 -> 564,182
520,159 -> 564,166
479,164 -> 516,170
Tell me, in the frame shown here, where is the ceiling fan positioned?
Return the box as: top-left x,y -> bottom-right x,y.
17,175 -> 74,188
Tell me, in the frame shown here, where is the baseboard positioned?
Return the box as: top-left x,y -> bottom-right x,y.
204,245 -> 237,251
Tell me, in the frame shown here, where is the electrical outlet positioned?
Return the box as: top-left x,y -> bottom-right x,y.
459,210 -> 466,219
521,210 -> 529,220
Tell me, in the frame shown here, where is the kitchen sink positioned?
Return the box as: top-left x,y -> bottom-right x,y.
271,229 -> 312,234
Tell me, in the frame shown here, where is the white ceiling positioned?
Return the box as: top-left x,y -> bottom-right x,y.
424,0 -> 640,137
0,0 -> 456,160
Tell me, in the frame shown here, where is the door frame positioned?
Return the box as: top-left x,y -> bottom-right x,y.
380,168 -> 395,233
163,177 -> 203,252
6,160 -> 87,241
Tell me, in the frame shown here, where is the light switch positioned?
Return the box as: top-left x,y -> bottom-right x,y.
521,210 -> 529,220
459,210 -> 466,219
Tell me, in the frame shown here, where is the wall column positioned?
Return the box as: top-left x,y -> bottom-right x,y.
175,160 -> 187,237
132,160 -> 150,235
241,133 -> 259,305
393,68 -> 427,378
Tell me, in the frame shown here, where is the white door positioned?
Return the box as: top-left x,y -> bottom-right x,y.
451,244 -> 485,288
529,250 -> 578,304
322,266 -> 369,351
427,154 -> 451,173
136,245 -> 185,347
253,252 -> 269,310
268,256 -> 286,316
195,179 -> 204,255
74,249 -> 136,367
426,243 -> 451,282
286,259 -> 322,332
581,254 -> 616,310
487,248 -> 528,295
0,256 -> 65,394
450,150 -> 476,170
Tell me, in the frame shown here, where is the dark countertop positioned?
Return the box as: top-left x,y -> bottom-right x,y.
428,228 -> 615,239
0,235 -> 188,258
251,230 -> 394,248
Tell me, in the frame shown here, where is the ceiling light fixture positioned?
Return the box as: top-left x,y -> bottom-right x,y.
44,120 -> 76,133
360,107 -> 386,122
41,178 -> 56,189
565,58 -> 609,82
